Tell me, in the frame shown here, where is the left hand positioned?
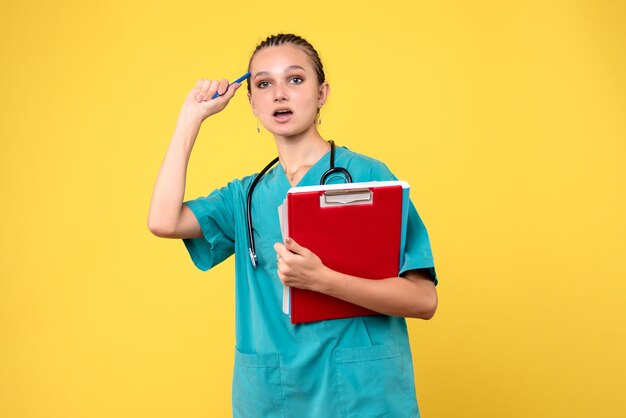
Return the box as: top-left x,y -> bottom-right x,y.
273,237 -> 328,291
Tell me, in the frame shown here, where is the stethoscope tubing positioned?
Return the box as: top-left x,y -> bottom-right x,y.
246,156 -> 279,268
247,140 -> 352,268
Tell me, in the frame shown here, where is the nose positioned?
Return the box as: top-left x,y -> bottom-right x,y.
273,81 -> 288,102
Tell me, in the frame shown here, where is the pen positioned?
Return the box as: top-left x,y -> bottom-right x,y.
211,72 -> 251,99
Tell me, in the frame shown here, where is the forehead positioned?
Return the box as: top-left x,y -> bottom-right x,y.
250,44 -> 314,73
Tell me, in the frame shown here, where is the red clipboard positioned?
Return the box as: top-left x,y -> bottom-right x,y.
278,181 -> 409,324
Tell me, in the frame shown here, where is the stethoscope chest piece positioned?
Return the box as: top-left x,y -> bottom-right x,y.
249,248 -> 258,269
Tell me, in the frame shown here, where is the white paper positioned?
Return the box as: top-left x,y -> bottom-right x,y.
277,201 -> 290,315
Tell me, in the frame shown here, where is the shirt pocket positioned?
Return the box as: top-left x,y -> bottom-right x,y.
232,347 -> 286,418
334,343 -> 419,418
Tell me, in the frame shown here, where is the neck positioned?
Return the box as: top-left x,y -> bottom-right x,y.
273,127 -> 330,175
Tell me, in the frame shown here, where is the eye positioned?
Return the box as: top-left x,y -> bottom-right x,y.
289,76 -> 303,85
257,81 -> 270,89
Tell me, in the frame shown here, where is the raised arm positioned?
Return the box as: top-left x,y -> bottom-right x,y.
147,78 -> 242,239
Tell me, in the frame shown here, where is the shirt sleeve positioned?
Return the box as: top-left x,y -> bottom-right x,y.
368,159 -> 438,285
399,199 -> 438,285
181,182 -> 237,271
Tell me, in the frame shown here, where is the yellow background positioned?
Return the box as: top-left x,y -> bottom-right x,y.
1,0 -> 625,417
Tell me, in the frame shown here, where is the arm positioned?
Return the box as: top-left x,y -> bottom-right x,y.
147,118 -> 202,238
274,238 -> 438,319
147,78 -> 241,238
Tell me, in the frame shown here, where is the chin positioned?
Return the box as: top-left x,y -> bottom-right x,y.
267,124 -> 310,138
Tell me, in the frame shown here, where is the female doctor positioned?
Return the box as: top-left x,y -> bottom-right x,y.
148,33 -> 438,418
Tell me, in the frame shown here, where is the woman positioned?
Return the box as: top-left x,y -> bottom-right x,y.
148,33 -> 438,418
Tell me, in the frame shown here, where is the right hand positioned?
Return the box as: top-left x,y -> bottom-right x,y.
178,78 -> 243,125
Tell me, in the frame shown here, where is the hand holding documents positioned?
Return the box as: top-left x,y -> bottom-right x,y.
278,181 -> 410,324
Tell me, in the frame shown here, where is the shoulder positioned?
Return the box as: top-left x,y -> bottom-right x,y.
336,145 -> 397,182
193,172 -> 258,203
224,171 -> 261,191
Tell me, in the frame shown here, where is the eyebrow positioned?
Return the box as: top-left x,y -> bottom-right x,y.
253,65 -> 306,80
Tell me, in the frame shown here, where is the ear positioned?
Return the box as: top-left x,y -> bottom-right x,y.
248,92 -> 255,114
318,81 -> 330,108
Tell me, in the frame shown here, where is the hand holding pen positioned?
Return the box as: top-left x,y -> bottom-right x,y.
209,72 -> 251,100
179,72 -> 251,124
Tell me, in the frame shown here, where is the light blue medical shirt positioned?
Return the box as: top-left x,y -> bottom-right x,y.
182,146 -> 437,418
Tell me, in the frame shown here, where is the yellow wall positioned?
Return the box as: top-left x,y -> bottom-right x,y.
1,0 -> 625,417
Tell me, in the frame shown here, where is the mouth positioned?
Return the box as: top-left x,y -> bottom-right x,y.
273,108 -> 293,122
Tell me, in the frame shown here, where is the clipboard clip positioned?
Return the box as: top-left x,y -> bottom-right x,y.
320,188 -> 373,207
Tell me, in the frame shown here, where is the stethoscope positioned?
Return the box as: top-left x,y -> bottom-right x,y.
247,140 -> 353,268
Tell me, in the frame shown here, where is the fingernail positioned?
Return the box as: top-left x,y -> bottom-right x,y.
286,237 -> 292,244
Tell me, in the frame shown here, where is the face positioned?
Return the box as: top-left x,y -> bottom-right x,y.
248,44 -> 329,138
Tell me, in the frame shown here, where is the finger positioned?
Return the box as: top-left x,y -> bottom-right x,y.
213,80 -> 243,102
216,78 -> 229,96
200,80 -> 220,101
191,79 -> 204,102
215,83 -> 241,102
205,80 -> 220,102
274,242 -> 289,258
196,80 -> 207,101
278,262 -> 292,277
199,79 -> 213,98
223,81 -> 242,99
285,237 -> 307,255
